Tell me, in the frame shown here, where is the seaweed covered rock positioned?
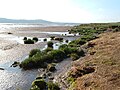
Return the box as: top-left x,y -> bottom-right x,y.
31,79 -> 47,90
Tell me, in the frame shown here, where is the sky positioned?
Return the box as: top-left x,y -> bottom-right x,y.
0,0 -> 120,23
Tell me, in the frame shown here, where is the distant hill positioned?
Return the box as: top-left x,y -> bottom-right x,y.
0,18 -> 80,26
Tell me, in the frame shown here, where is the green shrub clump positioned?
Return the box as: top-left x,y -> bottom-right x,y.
48,50 -> 66,62
31,79 -> 47,90
24,39 -> 34,44
50,36 -> 55,40
47,41 -> 54,48
33,37 -> 38,42
29,49 -> 41,57
43,38 -> 47,41
23,37 -> 27,40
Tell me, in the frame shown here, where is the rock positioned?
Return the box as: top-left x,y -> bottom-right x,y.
36,76 -> 43,80
11,61 -> 20,67
47,72 -> 52,76
0,68 -> 4,70
90,51 -> 96,55
87,42 -> 96,48
8,32 -> 12,34
47,64 -> 56,72
49,76 -> 54,80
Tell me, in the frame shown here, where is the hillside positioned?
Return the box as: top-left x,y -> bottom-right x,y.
69,32 -> 120,90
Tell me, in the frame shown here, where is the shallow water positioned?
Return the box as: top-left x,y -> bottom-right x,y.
0,54 -> 38,90
0,26 -> 79,90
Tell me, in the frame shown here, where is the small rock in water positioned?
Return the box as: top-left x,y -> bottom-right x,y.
0,68 -> 4,70
49,76 -> 54,80
36,76 -> 43,80
11,61 -> 20,67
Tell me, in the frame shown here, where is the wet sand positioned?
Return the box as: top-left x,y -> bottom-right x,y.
0,26 -> 72,90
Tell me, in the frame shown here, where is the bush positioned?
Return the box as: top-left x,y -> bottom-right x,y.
23,37 -> 27,40
43,47 -> 53,53
33,37 -> 38,42
31,79 -> 47,90
20,58 -> 34,69
47,82 -> 60,90
24,39 -> 34,44
65,40 -> 69,43
47,41 -> 53,48
59,44 -> 68,49
43,38 -> 47,41
48,50 -> 66,62
29,49 -> 41,57
50,36 -> 55,40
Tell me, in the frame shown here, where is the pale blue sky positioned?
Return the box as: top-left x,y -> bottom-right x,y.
0,0 -> 119,23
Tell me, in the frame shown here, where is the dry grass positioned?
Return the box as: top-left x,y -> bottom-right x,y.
71,32 -> 120,90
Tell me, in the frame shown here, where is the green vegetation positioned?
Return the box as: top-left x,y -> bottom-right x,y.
50,36 -> 55,40
23,37 -> 27,40
22,23 -> 120,69
47,41 -> 54,48
65,40 -> 69,43
31,79 -> 47,90
33,37 -> 38,42
43,38 -> 47,41
29,49 -> 41,57
24,39 -> 34,44
20,42 -> 85,69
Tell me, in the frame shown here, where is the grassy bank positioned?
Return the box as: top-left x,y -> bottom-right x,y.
65,23 -> 120,90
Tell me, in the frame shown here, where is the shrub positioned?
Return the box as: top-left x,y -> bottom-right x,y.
59,44 -> 68,49
43,47 -> 53,53
47,41 -> 53,48
65,40 -> 69,43
62,47 -> 78,56
48,50 -> 66,62
43,38 -> 47,41
50,36 -> 55,40
33,37 -> 38,42
23,37 -> 27,40
24,39 -> 34,44
68,43 -> 79,47
47,82 -> 60,90
40,54 -> 54,63
29,49 -> 41,57
20,58 -> 34,69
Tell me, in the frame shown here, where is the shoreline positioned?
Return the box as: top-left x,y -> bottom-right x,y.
0,26 -> 74,90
